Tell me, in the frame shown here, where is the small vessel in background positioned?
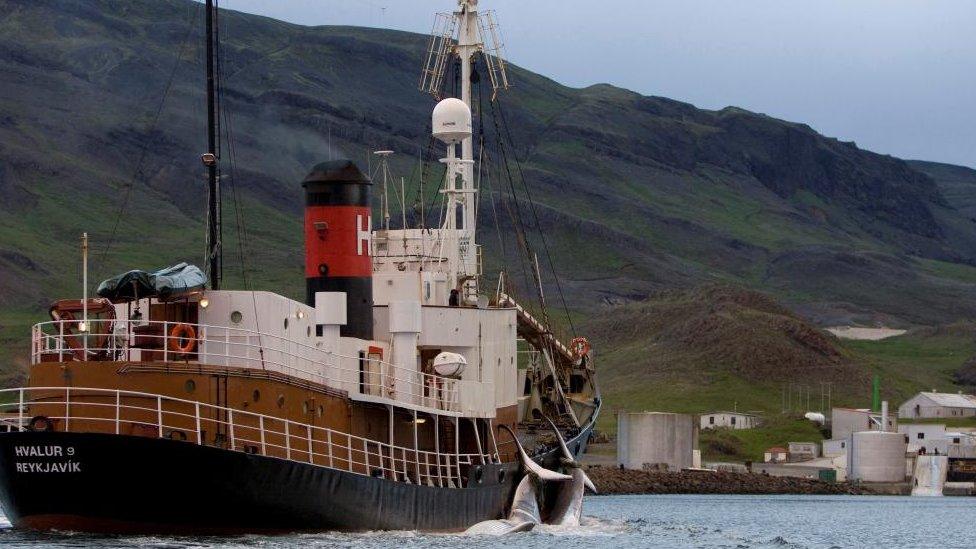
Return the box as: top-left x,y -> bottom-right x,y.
0,0 -> 599,533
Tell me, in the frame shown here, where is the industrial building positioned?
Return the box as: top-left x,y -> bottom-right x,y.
898,423 -> 976,457
617,412 -> 698,471
700,411 -> 762,430
898,392 -> 976,419
831,407 -> 896,440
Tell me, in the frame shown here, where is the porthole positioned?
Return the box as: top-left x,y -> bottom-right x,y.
252,389 -> 261,402
284,317 -> 289,330
230,311 -> 243,324
497,469 -> 506,484
277,394 -> 285,408
473,466 -> 484,484
184,379 -> 196,393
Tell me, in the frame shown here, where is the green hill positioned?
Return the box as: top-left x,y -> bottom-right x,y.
3,0 -> 976,388
589,286 -> 976,433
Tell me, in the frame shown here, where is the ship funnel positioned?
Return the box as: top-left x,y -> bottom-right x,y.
302,159 -> 373,340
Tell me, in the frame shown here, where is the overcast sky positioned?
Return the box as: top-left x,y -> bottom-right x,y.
220,0 -> 975,168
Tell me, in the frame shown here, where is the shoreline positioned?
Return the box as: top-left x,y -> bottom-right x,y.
587,466 -> 879,496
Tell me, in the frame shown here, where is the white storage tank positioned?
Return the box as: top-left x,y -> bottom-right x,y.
617,412 -> 698,471
847,431 -> 907,482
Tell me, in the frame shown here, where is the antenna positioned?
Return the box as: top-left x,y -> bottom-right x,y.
374,150 -> 394,230
419,2 -> 510,100
477,10 -> 510,99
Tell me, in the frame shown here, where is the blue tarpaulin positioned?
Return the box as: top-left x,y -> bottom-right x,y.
96,262 -> 208,302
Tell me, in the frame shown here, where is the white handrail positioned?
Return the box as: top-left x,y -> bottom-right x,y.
0,387 -> 492,489
31,319 -> 465,413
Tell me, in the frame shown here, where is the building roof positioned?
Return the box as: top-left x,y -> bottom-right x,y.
766,447 -> 787,453
702,411 -> 762,417
916,392 -> 976,408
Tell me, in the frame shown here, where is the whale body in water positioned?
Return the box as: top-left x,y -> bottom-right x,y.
464,420 -> 595,535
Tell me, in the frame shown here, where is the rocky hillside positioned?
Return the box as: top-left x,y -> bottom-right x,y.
3,0 -> 976,376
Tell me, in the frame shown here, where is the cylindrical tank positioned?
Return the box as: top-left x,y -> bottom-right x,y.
302,159 -> 373,340
616,412 -> 698,471
848,431 -> 907,483
804,412 -> 826,425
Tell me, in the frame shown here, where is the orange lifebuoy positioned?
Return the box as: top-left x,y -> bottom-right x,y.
570,337 -> 591,359
168,323 -> 197,354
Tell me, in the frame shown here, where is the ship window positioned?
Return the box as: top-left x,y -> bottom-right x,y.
918,433 -> 925,439
253,389 -> 261,402
317,405 -> 324,418
302,401 -> 309,415
284,318 -> 289,330
277,394 -> 285,408
230,311 -> 243,324
498,469 -> 506,483
307,326 -> 312,337
184,379 -> 196,393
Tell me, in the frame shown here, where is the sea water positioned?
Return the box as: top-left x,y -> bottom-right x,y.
0,494 -> 969,548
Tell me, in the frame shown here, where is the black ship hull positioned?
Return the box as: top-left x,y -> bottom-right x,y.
0,418 -> 596,534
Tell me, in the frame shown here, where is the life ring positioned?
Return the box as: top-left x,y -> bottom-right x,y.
168,323 -> 197,354
570,337 -> 591,358
29,415 -> 53,432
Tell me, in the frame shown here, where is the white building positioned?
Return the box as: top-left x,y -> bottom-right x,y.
788,442 -> 820,461
898,423 -> 976,457
700,411 -> 762,430
831,407 -> 896,440
898,392 -> 976,419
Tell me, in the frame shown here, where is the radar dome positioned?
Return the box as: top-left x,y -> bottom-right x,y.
432,98 -> 471,144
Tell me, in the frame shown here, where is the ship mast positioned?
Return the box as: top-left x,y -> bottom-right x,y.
203,0 -> 222,289
420,0 -> 510,303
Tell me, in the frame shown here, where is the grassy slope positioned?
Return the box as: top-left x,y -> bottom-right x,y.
592,289 -> 976,461
3,0 -> 976,438
700,418 -> 826,463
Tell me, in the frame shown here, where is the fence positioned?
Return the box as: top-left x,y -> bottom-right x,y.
32,319 -> 460,413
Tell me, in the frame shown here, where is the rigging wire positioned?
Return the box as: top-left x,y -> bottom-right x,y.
214,0 -> 266,369
487,97 -> 546,318
97,4 -> 201,270
493,97 -> 577,337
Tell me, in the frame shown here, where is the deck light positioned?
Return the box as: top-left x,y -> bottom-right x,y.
199,297 -> 210,309
78,322 -> 88,333
297,310 -> 305,319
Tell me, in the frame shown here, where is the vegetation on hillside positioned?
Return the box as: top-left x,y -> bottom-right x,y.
4,0 -> 976,406
591,286 -> 976,437
700,417 -> 826,463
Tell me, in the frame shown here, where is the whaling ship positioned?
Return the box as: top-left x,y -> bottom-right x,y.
0,0 -> 600,533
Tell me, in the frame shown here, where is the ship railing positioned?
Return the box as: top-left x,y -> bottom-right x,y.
30,319 -> 464,414
0,386 -> 495,489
